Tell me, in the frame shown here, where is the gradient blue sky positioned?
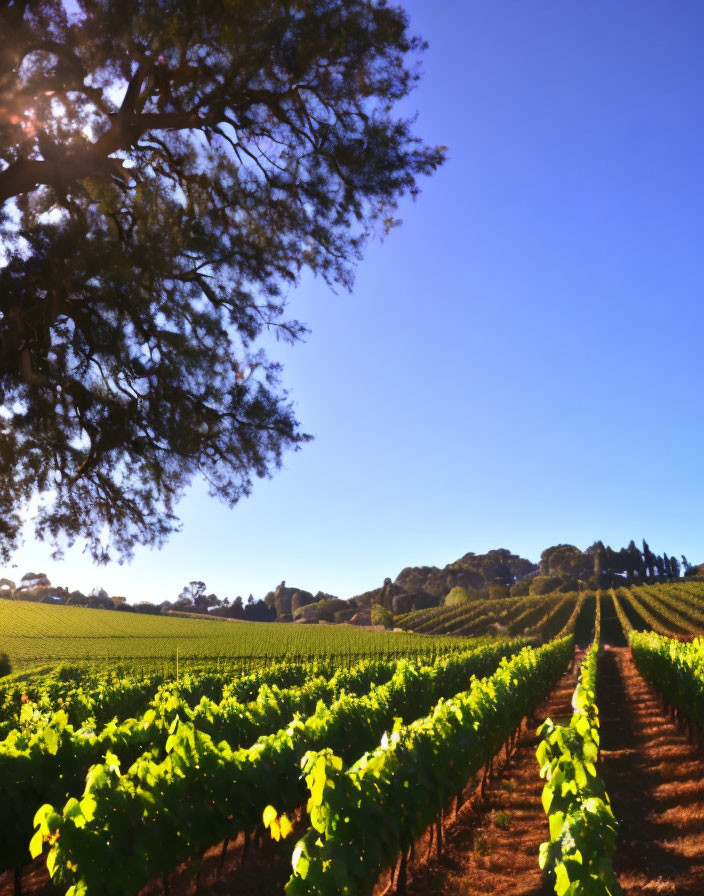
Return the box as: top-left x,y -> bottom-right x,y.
5,0 -> 704,603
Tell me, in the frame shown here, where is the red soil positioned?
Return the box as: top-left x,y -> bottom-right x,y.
598,646 -> 704,895
399,659 -> 580,896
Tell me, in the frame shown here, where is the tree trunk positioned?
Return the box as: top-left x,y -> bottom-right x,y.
218,838 -> 230,876
396,848 -> 408,895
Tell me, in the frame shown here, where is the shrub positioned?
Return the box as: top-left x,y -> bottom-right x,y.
494,810 -> 512,830
510,579 -> 531,597
488,583 -> 510,600
0,652 -> 11,677
295,597 -> 348,623
444,586 -> 470,607
529,575 -> 562,596
371,605 -> 394,629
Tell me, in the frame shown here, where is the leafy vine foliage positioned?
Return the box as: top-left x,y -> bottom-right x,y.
2,655 -> 400,872
0,0 -> 444,561
31,641 -> 519,894
284,638 -> 573,894
537,643 -> 622,896
631,629 -> 704,732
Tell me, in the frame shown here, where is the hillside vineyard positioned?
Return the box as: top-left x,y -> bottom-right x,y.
4,582 -> 704,894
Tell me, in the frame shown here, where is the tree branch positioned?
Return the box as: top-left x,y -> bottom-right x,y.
0,110 -> 202,204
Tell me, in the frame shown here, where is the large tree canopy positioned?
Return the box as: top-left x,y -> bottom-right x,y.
0,0 -> 443,562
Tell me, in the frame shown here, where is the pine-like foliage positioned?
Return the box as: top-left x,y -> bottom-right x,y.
0,0 -> 444,560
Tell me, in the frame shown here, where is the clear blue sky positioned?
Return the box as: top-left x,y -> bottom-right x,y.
5,0 -> 704,602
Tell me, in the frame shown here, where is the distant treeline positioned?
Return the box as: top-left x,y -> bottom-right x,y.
537,540 -> 694,592
0,574 -> 276,620
1,538 -> 701,622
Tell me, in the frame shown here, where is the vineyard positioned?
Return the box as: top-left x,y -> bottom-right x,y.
0,598 -> 476,672
3,582 -> 704,895
394,581 -> 704,642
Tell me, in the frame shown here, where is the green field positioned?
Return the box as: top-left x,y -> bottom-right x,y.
6,581 -> 703,674
0,597 -> 474,672
6,585 -> 704,894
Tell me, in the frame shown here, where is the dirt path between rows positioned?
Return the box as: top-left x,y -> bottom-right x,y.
403,656 -> 581,896
598,646 -> 704,895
